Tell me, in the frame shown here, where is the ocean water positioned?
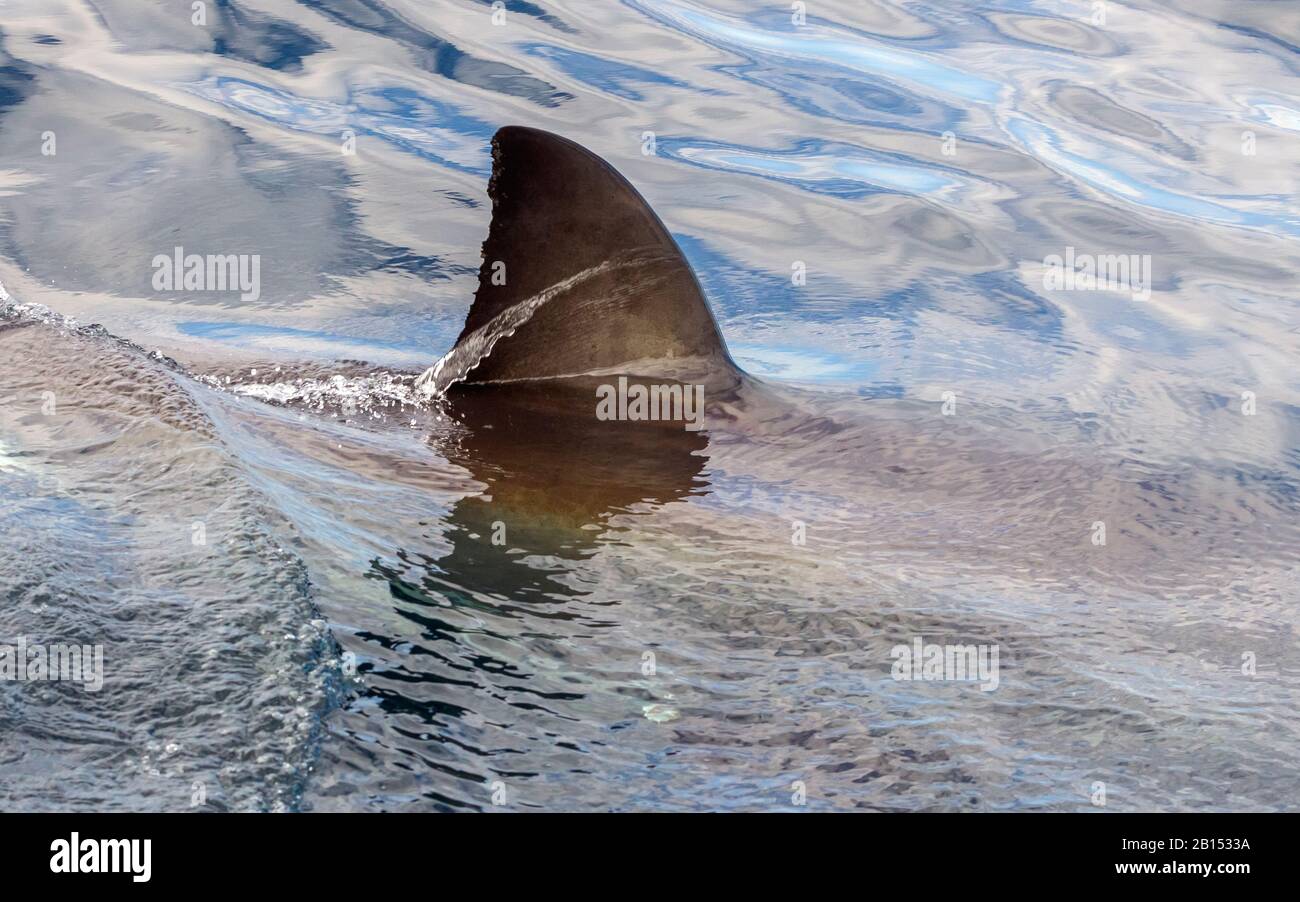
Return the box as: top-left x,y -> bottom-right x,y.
1,0 -> 1298,811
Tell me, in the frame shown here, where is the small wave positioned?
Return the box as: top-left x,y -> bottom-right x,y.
0,281 -> 343,811
195,370 -> 427,422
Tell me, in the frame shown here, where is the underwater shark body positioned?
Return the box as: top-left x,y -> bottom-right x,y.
2,128 -> 1299,812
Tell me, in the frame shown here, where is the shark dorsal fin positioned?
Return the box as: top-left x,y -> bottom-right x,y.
446,126 -> 731,386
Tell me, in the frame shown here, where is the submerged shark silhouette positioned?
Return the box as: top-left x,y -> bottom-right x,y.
407,129 -> 1166,595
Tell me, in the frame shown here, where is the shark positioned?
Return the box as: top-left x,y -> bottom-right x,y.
383,126 -> 1300,626
3,124 -> 1278,617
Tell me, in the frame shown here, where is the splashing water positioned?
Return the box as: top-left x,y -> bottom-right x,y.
414,259 -> 626,398
198,370 -> 426,421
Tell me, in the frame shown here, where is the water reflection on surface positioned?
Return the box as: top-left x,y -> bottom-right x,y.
0,0 -> 1298,810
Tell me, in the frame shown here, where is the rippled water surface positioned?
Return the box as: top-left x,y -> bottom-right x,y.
1,1 -> 1298,811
